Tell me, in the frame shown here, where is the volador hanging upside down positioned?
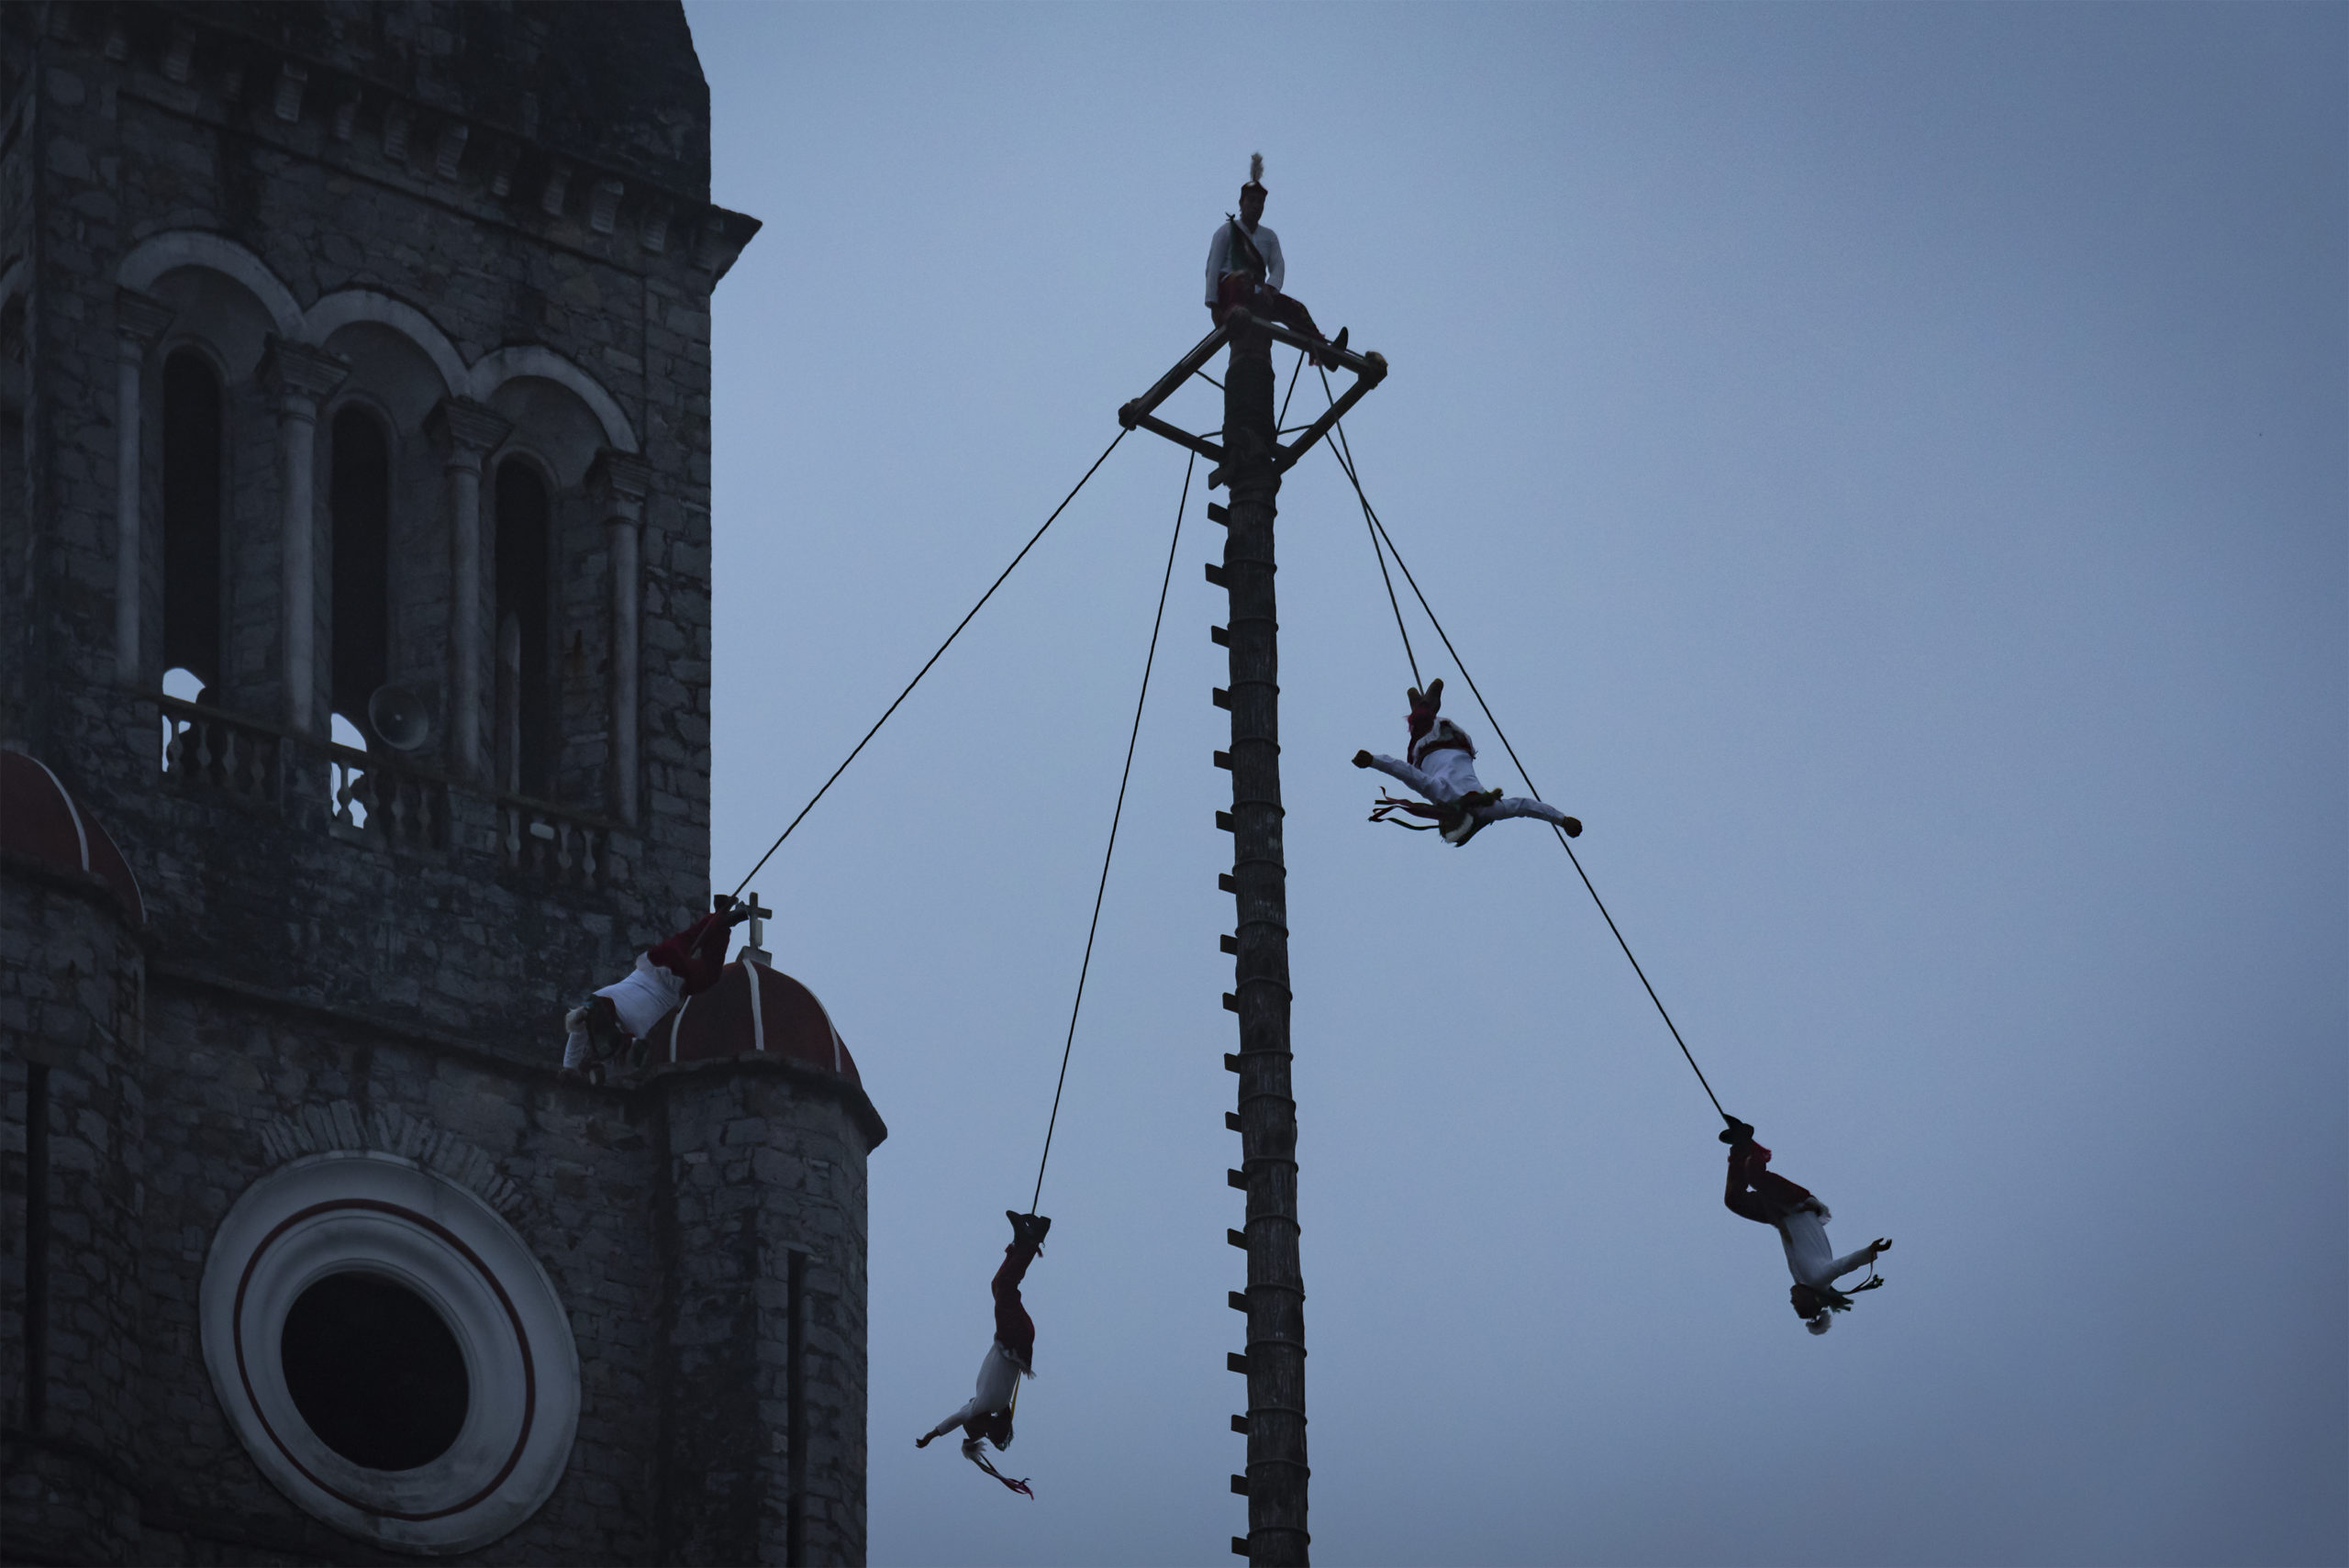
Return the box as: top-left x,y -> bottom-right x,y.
1720,1118 -> 1893,1334
917,1211 -> 1052,1497
1353,678 -> 1583,845
558,899 -> 751,1083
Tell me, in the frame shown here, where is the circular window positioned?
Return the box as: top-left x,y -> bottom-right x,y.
201,1151 -> 579,1555
281,1272 -> 471,1471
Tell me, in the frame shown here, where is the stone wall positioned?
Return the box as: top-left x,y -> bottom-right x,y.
1,936 -> 881,1564
654,1065 -> 874,1566
1,4 -> 884,1562
3,0 -> 756,1057
128,985 -> 662,1563
0,861 -> 150,1567
1,9 -> 34,744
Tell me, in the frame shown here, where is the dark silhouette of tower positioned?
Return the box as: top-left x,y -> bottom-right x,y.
1,5 -> 882,1562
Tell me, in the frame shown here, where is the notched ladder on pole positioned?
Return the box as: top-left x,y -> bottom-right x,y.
1118,309 -> 1386,485
1116,311 -> 1386,1566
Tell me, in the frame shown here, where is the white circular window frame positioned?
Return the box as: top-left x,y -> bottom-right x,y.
200,1151 -> 580,1555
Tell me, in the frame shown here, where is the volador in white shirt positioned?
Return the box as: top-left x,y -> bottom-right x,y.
1205,216 -> 1286,304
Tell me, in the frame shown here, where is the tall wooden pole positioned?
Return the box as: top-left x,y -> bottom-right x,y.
1223,323 -> 1308,1565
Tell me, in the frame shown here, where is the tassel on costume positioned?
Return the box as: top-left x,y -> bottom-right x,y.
963,1441 -> 1034,1498
1368,793 -> 1444,829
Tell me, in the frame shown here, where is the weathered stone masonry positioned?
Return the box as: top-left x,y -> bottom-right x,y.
6,0 -> 762,1026
2,5 -> 884,1563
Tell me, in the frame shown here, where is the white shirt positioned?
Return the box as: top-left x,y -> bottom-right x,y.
969,1340 -> 1023,1419
1414,746 -> 1483,803
595,953 -> 685,1038
1776,1207 -> 1877,1292
1205,217 -> 1286,303
931,1340 -> 1025,1440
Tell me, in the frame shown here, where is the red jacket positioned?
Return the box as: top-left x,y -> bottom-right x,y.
1406,696 -> 1475,768
1723,1139 -> 1825,1229
646,912 -> 735,995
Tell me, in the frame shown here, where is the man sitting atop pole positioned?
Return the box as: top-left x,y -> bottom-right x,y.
1720,1118 -> 1892,1335
1352,678 -> 1583,846
917,1211 -> 1051,1497
559,898 -> 751,1082
1207,153 -> 1347,369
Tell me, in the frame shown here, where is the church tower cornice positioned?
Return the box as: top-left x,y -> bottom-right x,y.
50,1 -> 762,284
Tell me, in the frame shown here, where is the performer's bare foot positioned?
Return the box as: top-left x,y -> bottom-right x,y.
1352,750 -> 1374,768
1562,816 -> 1583,838
915,1433 -> 932,1449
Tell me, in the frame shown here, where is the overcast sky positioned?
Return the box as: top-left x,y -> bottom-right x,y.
683,5 -> 2344,1563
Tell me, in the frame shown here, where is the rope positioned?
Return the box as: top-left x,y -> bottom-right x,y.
728,428 -> 1130,899
1031,450 -> 1194,1211
1193,348 -> 1300,425
1328,422 -> 1421,689
1276,348 -> 1307,431
1316,372 -> 1730,1125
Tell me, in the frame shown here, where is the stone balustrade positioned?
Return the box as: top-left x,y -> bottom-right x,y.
327,741 -> 447,852
160,695 -> 285,806
497,795 -> 607,888
156,695 -> 612,879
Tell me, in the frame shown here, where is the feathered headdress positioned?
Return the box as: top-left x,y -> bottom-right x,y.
1243,151 -> 1266,195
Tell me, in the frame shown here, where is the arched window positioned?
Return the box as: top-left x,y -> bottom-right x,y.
493,458 -> 553,798
161,350 -> 224,688
329,406 -> 391,740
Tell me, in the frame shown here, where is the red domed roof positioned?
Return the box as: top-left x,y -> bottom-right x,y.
1,749 -> 146,924
642,960 -> 863,1085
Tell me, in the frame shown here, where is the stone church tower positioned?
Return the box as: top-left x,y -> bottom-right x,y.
0,4 -> 885,1562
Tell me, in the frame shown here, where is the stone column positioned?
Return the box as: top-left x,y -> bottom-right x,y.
426,399 -> 510,783
257,339 -> 348,735
589,449 -> 651,823
112,290 -> 175,687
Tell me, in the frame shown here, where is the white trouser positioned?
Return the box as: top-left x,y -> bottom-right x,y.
922,1340 -> 1022,1444
1778,1209 -> 1876,1290
1368,749 -> 1479,803
1475,796 -> 1575,827
1364,751 -> 1572,827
